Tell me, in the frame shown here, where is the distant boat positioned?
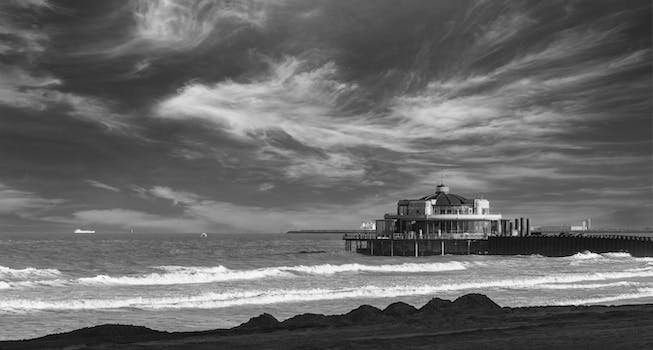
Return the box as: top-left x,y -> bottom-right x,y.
200,232 -> 208,238
74,229 -> 95,234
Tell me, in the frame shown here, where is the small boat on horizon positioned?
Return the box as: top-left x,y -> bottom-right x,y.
74,229 -> 95,234
200,232 -> 208,238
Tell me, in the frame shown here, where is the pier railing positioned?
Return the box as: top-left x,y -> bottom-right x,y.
343,232 -> 653,241
342,232 -> 488,240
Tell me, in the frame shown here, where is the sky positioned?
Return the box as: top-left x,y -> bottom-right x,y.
0,0 -> 651,233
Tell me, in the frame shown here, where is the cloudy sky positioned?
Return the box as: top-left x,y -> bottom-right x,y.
0,0 -> 651,233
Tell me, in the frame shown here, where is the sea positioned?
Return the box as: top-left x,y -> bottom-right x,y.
1,232 -> 653,340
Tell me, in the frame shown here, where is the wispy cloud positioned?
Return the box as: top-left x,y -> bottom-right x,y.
0,0 -> 52,56
0,2 -> 133,133
155,57 -> 381,184
257,183 -> 274,191
85,180 -> 121,193
0,183 -> 62,216
97,0 -> 273,57
0,66 -> 131,131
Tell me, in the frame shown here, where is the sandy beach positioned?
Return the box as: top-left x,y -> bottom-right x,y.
3,294 -> 652,349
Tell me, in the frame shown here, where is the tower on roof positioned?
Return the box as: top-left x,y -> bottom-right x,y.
435,183 -> 449,194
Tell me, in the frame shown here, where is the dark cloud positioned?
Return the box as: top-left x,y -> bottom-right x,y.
0,0 -> 651,232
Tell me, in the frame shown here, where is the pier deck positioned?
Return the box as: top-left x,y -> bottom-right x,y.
343,233 -> 653,257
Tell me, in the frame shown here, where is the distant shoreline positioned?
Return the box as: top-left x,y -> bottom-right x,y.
287,229 -> 374,234
3,294 -> 653,349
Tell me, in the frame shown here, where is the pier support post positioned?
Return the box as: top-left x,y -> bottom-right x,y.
415,240 -> 418,257
441,240 -> 445,256
370,239 -> 374,255
467,239 -> 471,255
391,239 -> 394,256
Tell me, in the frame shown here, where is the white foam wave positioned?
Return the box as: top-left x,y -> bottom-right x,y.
515,281 -> 638,290
570,251 -> 602,260
280,261 -> 467,275
0,266 -> 61,281
625,266 -> 653,272
4,269 -> 653,313
77,262 -> 467,286
602,252 -> 632,258
0,279 -> 68,290
78,266 -> 292,286
552,288 -> 653,305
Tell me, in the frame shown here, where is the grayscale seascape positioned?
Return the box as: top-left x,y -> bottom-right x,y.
0,0 -> 651,348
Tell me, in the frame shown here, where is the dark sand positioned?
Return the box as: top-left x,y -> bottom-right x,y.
3,294 -> 653,349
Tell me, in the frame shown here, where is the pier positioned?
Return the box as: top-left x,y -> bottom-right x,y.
343,233 -> 653,257
345,183 -> 653,257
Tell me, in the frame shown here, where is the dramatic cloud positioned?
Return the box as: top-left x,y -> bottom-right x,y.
0,2 -> 132,132
96,0 -> 274,58
0,0 -> 651,232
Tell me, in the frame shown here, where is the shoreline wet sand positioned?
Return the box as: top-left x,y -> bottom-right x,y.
2,294 -> 653,349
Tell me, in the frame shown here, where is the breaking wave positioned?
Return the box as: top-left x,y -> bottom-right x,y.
0,279 -> 68,290
552,288 -> 653,306
602,252 -> 633,258
77,262 -> 467,286
282,261 -> 467,275
77,266 -> 291,286
570,251 -> 603,260
0,266 -> 61,281
513,281 -> 639,290
4,269 -> 653,312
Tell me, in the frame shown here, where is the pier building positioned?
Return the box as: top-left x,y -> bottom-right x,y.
343,183 -> 653,257
375,184 -> 502,239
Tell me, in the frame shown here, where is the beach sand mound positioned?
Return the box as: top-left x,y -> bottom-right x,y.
452,293 -> 501,311
281,313 -> 334,329
418,297 -> 454,313
235,313 -> 280,330
342,305 -> 386,323
41,324 -> 163,340
383,301 -> 418,318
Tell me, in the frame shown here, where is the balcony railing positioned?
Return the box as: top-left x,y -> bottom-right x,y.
343,232 -> 489,240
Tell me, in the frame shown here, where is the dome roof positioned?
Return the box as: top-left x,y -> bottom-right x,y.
419,184 -> 473,206
420,191 -> 473,206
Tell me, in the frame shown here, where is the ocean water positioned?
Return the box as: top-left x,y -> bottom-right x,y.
1,232 -> 652,340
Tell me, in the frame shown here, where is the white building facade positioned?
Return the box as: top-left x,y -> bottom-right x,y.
376,184 -> 502,238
